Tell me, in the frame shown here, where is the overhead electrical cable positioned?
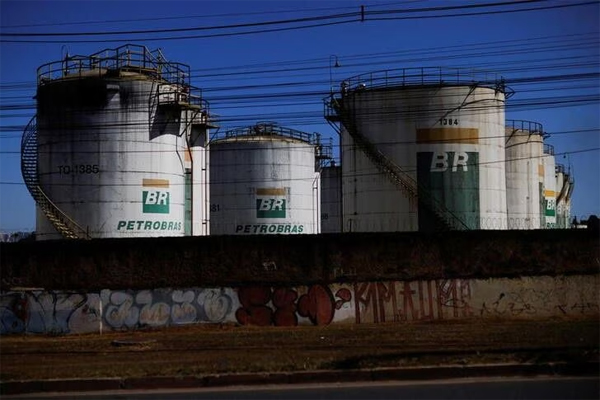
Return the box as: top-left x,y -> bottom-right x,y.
0,0 -> 549,37
1,1 -> 594,43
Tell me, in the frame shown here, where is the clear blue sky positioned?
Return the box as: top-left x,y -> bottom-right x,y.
1,0 -> 599,232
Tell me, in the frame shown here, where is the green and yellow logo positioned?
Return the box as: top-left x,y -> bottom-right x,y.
544,190 -> 556,217
142,179 -> 170,214
256,188 -> 286,218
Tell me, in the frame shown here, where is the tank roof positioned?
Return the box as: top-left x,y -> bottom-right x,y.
37,44 -> 192,89
340,67 -> 513,97
505,120 -> 548,142
215,122 -> 316,145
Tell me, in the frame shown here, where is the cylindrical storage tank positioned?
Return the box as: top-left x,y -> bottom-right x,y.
320,163 -> 342,233
32,45 -> 209,240
542,144 -> 556,228
209,123 -> 320,235
505,120 -> 545,229
335,68 -> 509,232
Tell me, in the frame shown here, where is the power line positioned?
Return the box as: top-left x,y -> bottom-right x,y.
2,1 -> 594,44
0,1 -> 428,30
1,31 -> 596,91
0,1 -> 547,37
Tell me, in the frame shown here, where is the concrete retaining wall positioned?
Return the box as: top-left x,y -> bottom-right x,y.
2,275 -> 597,335
2,230 -> 599,291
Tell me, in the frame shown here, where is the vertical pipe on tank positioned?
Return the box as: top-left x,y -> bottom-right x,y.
313,172 -> 321,234
189,120 -> 209,236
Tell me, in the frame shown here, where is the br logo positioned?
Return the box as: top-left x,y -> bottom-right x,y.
142,179 -> 170,214
256,188 -> 286,218
430,151 -> 469,172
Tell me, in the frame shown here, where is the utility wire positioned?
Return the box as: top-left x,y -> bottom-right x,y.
0,0 -> 548,37
1,32 -> 596,90
2,1 -> 594,43
0,1 -> 422,29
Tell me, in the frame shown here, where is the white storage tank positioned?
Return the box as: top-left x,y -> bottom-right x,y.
209,123 -> 321,235
320,163 -> 342,233
542,144 -> 557,228
327,67 -> 509,232
505,120 -> 545,229
23,45 -> 211,240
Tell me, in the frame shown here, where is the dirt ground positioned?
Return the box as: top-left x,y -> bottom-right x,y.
0,319 -> 598,382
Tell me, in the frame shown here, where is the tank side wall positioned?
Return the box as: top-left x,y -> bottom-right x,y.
36,78 -> 187,239
342,85 -> 507,232
505,130 -> 544,229
210,139 -> 318,235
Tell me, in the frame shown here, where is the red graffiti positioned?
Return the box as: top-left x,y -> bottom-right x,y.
272,288 -> 298,327
354,280 -> 472,324
335,288 -> 352,309
297,285 -> 334,325
235,285 -> 351,327
238,286 -> 271,307
354,282 -> 397,323
235,287 -> 272,326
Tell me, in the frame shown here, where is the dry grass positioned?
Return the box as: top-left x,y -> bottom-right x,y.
1,319 -> 598,381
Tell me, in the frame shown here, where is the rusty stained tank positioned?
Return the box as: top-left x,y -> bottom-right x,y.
328,67 -> 510,232
26,44 -> 212,240
209,123 -> 321,235
505,120 -> 545,229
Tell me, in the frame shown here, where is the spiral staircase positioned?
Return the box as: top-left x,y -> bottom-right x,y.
21,116 -> 90,239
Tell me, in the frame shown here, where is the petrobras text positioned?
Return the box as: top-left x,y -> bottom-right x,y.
117,220 -> 182,231
235,224 -> 304,234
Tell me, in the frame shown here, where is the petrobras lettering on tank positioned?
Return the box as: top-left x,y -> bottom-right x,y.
117,220 -> 182,231
235,224 -> 304,234
256,188 -> 286,218
142,179 -> 170,214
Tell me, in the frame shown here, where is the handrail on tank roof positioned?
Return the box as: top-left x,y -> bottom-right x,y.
506,119 -> 546,136
221,122 -> 316,144
543,143 -> 555,155
36,44 -> 193,89
339,67 -> 514,97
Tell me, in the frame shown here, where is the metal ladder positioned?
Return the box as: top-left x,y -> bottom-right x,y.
326,96 -> 469,231
148,81 -> 160,131
21,116 -> 90,239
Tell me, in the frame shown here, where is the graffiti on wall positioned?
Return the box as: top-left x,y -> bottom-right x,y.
0,291 -> 100,334
1,275 -> 598,335
101,288 -> 237,330
479,287 -> 600,317
102,285 -> 353,329
235,285 -> 352,327
354,279 -> 472,324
